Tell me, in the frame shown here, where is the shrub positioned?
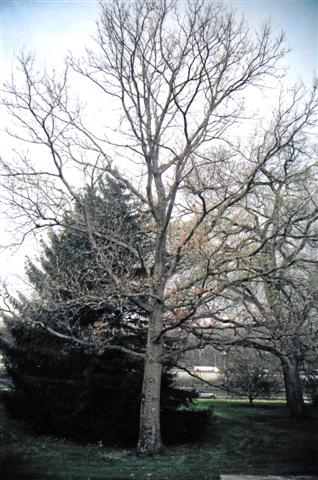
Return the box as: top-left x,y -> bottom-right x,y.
4,324 -> 203,446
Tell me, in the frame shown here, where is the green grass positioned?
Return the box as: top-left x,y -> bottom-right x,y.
1,398 -> 317,479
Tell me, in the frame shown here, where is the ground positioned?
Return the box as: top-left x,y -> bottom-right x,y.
0,398 -> 317,480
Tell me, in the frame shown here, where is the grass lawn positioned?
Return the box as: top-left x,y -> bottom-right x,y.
0,398 -> 317,480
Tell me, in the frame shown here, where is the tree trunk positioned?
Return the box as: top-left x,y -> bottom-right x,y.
281,356 -> 305,418
137,307 -> 164,455
137,188 -> 167,456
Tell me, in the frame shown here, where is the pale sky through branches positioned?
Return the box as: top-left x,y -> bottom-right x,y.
1,0 -> 317,82
0,0 -> 317,290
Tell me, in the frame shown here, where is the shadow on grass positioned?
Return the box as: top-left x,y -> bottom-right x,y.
1,399 -> 318,479
0,453 -> 114,480
0,451 -> 41,480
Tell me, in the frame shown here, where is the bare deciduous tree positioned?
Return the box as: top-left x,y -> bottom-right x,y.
238,154 -> 318,417
224,348 -> 281,404
190,143 -> 318,417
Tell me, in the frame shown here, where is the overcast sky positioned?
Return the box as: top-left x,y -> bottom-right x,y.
1,0 -> 317,83
0,0 -> 317,289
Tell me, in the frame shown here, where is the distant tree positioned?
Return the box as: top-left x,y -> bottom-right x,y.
302,364 -> 318,406
224,348 -> 280,404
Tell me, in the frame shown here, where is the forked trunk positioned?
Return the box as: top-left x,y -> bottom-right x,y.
281,356 -> 305,418
137,307 -> 164,455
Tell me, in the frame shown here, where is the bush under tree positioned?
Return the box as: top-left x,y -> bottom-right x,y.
4,324 -> 207,445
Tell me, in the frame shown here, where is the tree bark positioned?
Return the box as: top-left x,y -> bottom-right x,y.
137,307 -> 164,455
137,179 -> 168,455
281,356 -> 305,418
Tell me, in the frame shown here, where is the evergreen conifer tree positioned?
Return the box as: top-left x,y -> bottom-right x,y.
4,178 -> 204,445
